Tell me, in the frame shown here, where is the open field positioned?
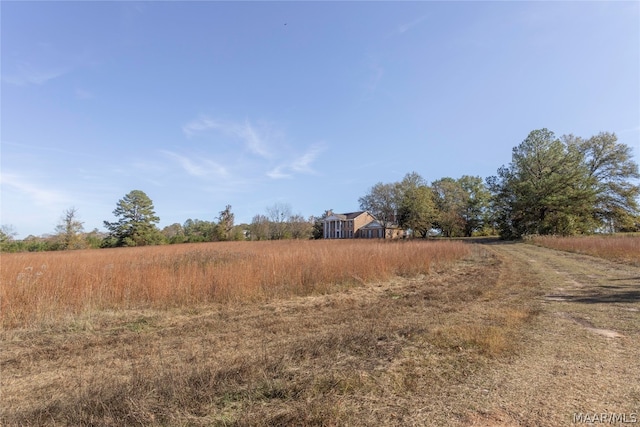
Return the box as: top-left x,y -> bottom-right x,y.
0,240 -> 469,329
529,234 -> 640,266
2,240 -> 639,426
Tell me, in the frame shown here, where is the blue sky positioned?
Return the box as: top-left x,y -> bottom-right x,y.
2,1 -> 639,238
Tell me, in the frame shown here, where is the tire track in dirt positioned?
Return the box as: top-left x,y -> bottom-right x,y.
476,242 -> 640,427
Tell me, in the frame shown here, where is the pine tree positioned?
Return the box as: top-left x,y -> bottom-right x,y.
103,190 -> 162,247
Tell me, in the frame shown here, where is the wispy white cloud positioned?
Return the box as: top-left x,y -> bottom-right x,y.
397,15 -> 428,34
182,116 -> 218,137
1,140 -> 100,159
291,144 -> 325,173
182,115 -> 325,181
1,62 -> 69,86
266,166 -> 290,180
182,116 -> 273,158
267,144 -> 325,179
2,38 -> 98,89
0,173 -> 71,207
236,121 -> 272,158
161,150 -> 229,178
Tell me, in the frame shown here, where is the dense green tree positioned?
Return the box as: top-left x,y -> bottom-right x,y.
396,172 -> 427,197
161,223 -> 186,244
85,228 -> 106,249
357,172 -> 442,238
398,185 -> 437,238
564,132 -> 640,232
0,225 -> 17,244
103,190 -> 162,247
228,226 -> 247,241
0,225 -> 18,252
458,175 -> 492,236
488,129 -> 601,238
431,177 -> 468,237
183,218 -> 218,242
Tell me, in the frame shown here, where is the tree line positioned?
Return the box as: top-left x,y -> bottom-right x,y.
0,196 -> 320,252
357,173 -> 493,238
358,129 -> 638,238
1,129 -> 638,251
490,129 -> 639,237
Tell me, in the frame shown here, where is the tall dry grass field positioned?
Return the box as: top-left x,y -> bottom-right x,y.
530,234 -> 640,265
1,240 -> 469,328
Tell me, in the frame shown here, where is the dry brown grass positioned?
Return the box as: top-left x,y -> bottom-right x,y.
1,240 -> 469,328
529,234 -> 640,265
1,244 -> 542,426
6,241 -> 635,426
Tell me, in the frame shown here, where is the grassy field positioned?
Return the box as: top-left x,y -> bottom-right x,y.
1,241 -> 542,426
2,239 -> 638,426
528,234 -> 640,265
1,240 -> 469,329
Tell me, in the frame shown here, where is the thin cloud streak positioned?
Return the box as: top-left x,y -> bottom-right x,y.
161,150 -> 229,178
182,116 -> 272,158
266,166 -> 290,180
1,140 -> 101,159
267,144 -> 325,179
397,15 -> 428,34
182,116 -> 218,137
0,173 -> 71,206
291,144 -> 325,173
1,64 -> 69,86
236,121 -> 272,158
182,116 -> 325,181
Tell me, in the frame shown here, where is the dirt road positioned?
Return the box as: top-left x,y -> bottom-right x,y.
473,242 -> 640,426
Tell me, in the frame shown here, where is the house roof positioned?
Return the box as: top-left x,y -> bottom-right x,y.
360,220 -> 382,229
344,211 -> 368,219
360,220 -> 402,229
324,211 -> 370,221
